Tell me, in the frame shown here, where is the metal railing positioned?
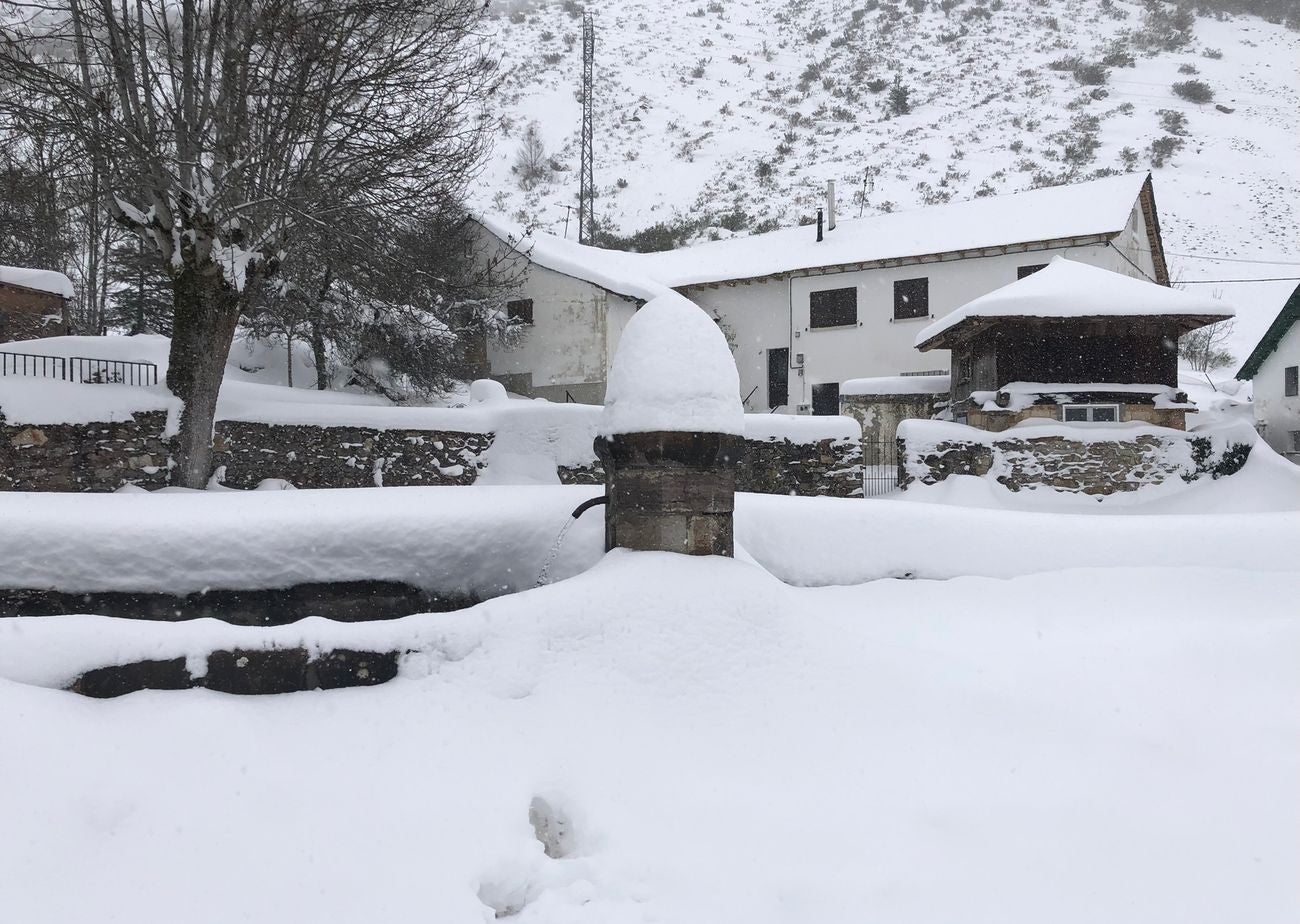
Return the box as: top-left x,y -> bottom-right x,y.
862,439 -> 901,498
1,351 -> 66,379
0,350 -> 158,387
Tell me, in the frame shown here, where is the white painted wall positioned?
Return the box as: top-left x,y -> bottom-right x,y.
488,261 -> 635,402
687,236 -> 1146,413
1250,321 -> 1300,461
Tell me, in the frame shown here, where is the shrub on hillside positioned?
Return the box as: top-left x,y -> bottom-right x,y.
1073,61 -> 1110,84
1178,62 -> 1199,74
1158,108 -> 1189,135
1102,47 -> 1136,67
1172,78 -> 1214,102
1149,134 -> 1185,167
1135,1 -> 1195,51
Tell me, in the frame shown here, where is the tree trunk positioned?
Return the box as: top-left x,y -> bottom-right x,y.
167,265 -> 243,488
310,321 -> 329,390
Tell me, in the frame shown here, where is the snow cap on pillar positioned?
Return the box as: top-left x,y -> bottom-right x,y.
599,291 -> 744,437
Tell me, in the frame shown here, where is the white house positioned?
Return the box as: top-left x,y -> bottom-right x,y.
472,217 -> 649,404
479,172 -> 1169,413
1237,283 -> 1300,463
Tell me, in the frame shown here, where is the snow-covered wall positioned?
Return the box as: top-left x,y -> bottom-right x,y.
899,419 -> 1254,496
0,399 -> 862,496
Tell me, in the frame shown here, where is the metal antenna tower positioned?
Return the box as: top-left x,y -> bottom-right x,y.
578,12 -> 596,244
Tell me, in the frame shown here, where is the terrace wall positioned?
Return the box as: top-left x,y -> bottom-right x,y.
1,412 -> 862,497
898,420 -> 1251,496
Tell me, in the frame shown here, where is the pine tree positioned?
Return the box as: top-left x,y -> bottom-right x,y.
887,77 -> 912,117
107,239 -> 173,334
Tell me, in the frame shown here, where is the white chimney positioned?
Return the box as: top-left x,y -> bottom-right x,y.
826,180 -> 837,232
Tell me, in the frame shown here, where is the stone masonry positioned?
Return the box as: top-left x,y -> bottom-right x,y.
2,412 -> 861,497
595,431 -> 742,557
212,420 -> 491,489
901,431 -> 1251,495
1,411 -> 172,492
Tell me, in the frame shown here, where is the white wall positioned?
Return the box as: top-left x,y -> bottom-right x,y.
687,238 -> 1145,413
488,262 -> 625,402
1250,321 -> 1300,460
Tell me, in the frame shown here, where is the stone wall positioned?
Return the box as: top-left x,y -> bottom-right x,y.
737,435 -> 862,497
558,435 -> 862,497
0,281 -> 69,342
900,422 -> 1251,495
2,413 -> 861,497
2,411 -> 172,491
212,420 -> 492,489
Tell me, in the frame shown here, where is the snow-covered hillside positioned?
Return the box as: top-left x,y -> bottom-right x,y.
476,0 -> 1299,357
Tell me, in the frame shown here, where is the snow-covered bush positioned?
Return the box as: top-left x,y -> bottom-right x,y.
1172,78 -> 1215,102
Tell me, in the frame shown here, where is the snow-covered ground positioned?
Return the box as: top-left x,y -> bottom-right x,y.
1,547 -> 1297,922
3,320 -> 1298,921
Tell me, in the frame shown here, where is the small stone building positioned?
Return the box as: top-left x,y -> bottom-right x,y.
0,265 -> 73,343
914,257 -> 1231,431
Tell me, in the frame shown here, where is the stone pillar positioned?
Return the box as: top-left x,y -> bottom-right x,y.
594,430 -> 743,557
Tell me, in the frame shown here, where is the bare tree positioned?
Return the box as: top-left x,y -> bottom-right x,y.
1,0 -> 499,485
243,209 -> 527,399
513,120 -> 549,190
1179,318 -> 1237,372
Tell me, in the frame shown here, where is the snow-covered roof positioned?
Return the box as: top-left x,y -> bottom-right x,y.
481,173 -> 1156,295
638,172 -> 1153,287
841,374 -> 951,397
0,265 -> 74,299
1236,282 -> 1299,380
915,257 -> 1232,351
478,215 -> 664,303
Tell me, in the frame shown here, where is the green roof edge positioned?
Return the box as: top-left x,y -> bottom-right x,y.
1237,282 -> 1300,380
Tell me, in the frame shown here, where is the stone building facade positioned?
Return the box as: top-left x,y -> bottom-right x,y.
0,279 -> 71,343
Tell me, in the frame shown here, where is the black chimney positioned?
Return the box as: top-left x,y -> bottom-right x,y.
816,208 -> 824,242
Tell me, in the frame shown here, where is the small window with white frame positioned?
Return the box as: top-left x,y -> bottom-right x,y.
1062,404 -> 1120,423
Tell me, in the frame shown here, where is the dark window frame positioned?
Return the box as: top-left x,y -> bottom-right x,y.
1062,404 -> 1121,423
809,287 -> 858,329
893,277 -> 929,320
1285,365 -> 1298,398
506,298 -> 534,325
1017,263 -> 1048,279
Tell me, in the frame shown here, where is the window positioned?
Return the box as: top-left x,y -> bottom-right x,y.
1063,404 -> 1120,423
893,277 -> 929,320
506,298 -> 534,325
811,382 -> 840,416
767,348 -> 789,410
1017,263 -> 1048,279
809,287 -> 857,328
1291,431 -> 1300,453
1286,365 -> 1298,398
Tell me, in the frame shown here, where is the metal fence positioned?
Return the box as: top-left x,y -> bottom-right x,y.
0,350 -> 158,387
862,439 -> 901,498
